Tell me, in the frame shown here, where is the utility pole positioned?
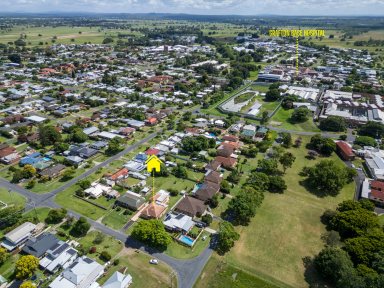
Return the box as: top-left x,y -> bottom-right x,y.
8,189 -> 14,205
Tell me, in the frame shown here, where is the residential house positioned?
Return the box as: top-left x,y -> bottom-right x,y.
91,113 -> 101,121
185,127 -> 202,136
140,203 -> 168,220
222,135 -> 239,143
123,160 -> 146,173
369,180 -> 384,205
204,170 -> 223,184
203,161 -> 221,172
98,131 -> 125,141
1,153 -> 21,165
27,134 -> 40,143
214,156 -> 237,168
54,127 -> 63,133
48,256 -> 104,288
22,232 -> 60,258
84,182 -> 111,199
39,164 -> 66,179
241,130 -> 255,140
149,190 -> 170,204
145,148 -> 160,156
39,241 -> 78,273
102,271 -> 132,288
119,127 -> 136,136
69,147 -> 98,158
83,126 -> 99,136
32,161 -> 51,172
20,152 -> 41,166
144,117 -> 158,126
230,124 -> 242,133
337,141 -> 356,161
65,156 -> 83,165
115,191 -> 146,210
256,127 -> 268,138
242,124 -> 256,132
217,146 -> 235,158
135,153 -> 148,163
107,168 -> 129,183
219,141 -> 239,150
175,196 -> 207,218
194,181 -> 220,202
90,141 -> 109,150
1,222 -> 36,251
163,213 -> 194,234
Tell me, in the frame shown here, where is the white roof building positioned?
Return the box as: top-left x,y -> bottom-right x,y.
102,271 -> 132,288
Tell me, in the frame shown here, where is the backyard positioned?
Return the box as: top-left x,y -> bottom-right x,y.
234,92 -> 255,104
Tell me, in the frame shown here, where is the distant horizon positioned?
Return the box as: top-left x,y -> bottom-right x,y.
1,0 -> 384,17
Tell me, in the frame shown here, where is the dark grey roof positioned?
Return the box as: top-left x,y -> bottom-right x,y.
69,147 -> 98,158
22,232 -> 60,258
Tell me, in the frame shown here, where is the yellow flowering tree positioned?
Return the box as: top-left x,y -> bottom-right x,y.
15,255 -> 39,279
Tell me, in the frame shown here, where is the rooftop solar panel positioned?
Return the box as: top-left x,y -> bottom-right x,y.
49,243 -> 60,252
83,257 -> 94,264
69,262 -> 78,269
66,248 -> 77,256
53,243 -> 69,255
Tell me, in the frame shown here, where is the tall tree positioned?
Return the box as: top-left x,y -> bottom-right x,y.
15,255 -> 39,279
279,152 -> 296,173
218,221 -> 240,249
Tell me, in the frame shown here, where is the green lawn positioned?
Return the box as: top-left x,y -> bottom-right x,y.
22,207 -> 51,223
0,188 -> 26,206
97,250 -> 175,288
163,232 -> 211,260
109,159 -> 125,169
54,168 -> 114,220
214,134 -> 356,288
29,168 -> 87,194
146,174 -> 196,194
101,208 -> 133,230
78,231 -> 124,264
270,107 -> 321,132
193,253 -> 278,288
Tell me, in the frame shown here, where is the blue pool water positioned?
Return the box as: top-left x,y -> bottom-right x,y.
192,184 -> 201,193
70,145 -> 75,149
180,236 -> 194,245
216,141 -> 222,145
210,133 -> 216,137
43,157 -> 51,161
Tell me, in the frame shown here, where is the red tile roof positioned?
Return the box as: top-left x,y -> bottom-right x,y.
146,148 -> 160,155
109,168 -> 128,181
337,141 -> 354,156
54,127 -> 62,131
59,90 -> 71,95
145,117 -> 157,124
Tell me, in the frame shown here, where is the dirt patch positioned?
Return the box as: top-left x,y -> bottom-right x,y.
270,121 -> 283,126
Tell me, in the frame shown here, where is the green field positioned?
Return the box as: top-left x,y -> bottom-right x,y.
198,135 -> 356,288
97,250 -> 176,288
270,107 -> 321,132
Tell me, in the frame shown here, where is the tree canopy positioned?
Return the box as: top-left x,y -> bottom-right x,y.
218,221 -> 240,249
132,219 -> 172,247
319,116 -> 347,132
15,255 -> 39,279
306,160 -> 348,195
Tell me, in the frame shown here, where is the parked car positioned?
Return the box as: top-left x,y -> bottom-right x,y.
351,164 -> 355,168
356,168 -> 363,171
207,207 -> 211,212
150,259 -> 159,265
202,235 -> 208,241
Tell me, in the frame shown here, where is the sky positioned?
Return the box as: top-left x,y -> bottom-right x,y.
2,0 -> 384,15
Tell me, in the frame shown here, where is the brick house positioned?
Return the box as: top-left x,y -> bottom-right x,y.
214,156 -> 237,168
194,181 -> 220,202
175,196 -> 207,217
217,146 -> 235,158
336,141 -> 355,161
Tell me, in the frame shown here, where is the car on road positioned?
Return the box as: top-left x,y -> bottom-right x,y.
202,235 -> 208,241
150,259 -> 159,265
351,164 -> 355,168
356,168 -> 363,171
207,207 -> 211,212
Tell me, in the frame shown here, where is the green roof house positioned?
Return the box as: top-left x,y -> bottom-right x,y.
241,130 -> 255,139
256,127 -> 268,137
32,161 -> 51,172
115,191 -> 146,211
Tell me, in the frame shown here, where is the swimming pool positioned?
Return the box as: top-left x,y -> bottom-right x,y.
180,236 -> 194,245
210,133 -> 216,137
70,145 -> 76,149
43,157 -> 51,161
192,184 -> 201,193
216,141 -> 222,145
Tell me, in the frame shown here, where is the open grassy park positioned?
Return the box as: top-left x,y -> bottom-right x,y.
270,107 -> 321,133
195,134 -> 356,288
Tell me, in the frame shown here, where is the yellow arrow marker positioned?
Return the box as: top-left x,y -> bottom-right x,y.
145,155 -> 162,172
145,155 -> 163,206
